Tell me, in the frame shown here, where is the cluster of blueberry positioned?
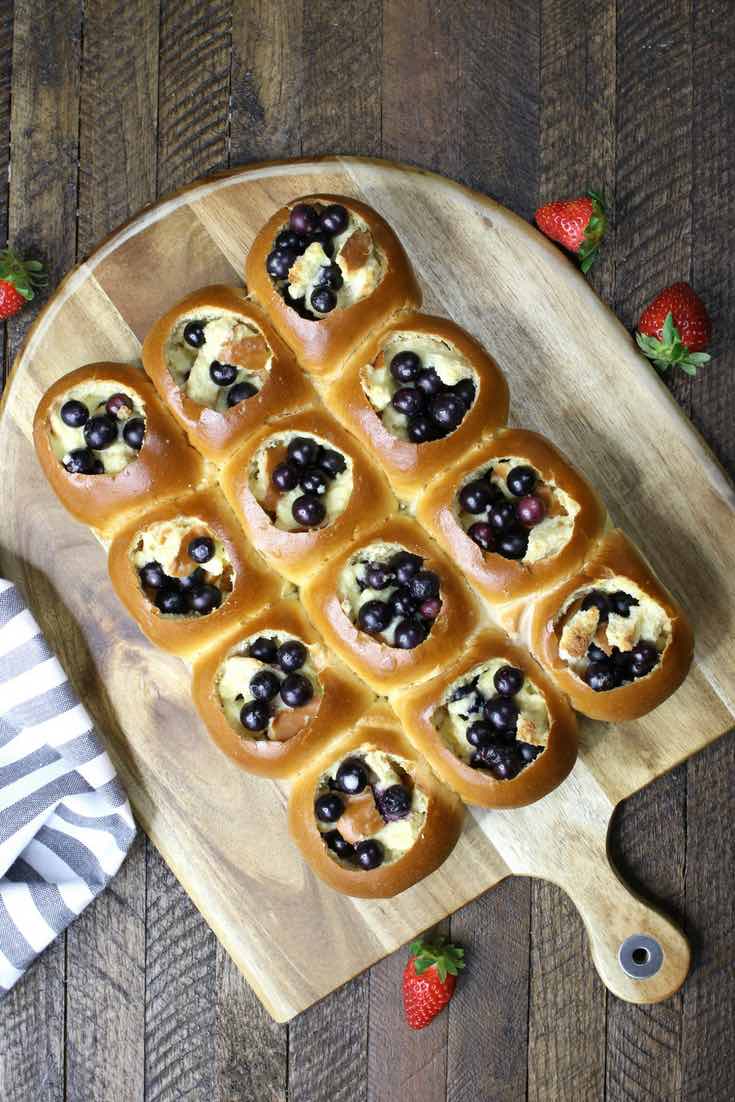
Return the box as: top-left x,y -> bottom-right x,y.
382,349 -> 476,443
268,435 -> 347,529
60,393 -> 145,475
315,756 -> 412,870
139,535 -> 225,617
182,320 -> 258,407
449,664 -> 543,781
266,202 -> 351,318
459,463 -> 547,560
236,635 -> 315,734
578,589 -> 660,692
355,551 -> 442,650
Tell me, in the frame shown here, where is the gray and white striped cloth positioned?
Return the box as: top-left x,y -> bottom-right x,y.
0,577 -> 136,997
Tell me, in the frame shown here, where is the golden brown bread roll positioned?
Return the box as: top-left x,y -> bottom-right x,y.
328,312 -> 510,502
300,516 -> 480,694
191,600 -> 374,779
33,362 -> 204,538
417,428 -> 607,609
527,529 -> 694,721
393,628 -> 577,808
287,705 -> 465,897
141,285 -> 316,462
245,195 -> 422,377
220,407 -> 398,583
108,489 -> 284,660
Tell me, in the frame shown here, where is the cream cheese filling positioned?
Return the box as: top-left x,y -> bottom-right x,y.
165,311 -> 272,410
557,575 -> 672,672
249,431 -> 353,531
49,381 -> 145,475
130,516 -> 232,616
284,210 -> 384,315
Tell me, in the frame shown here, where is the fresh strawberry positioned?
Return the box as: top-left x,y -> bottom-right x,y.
534,191 -> 607,273
635,282 -> 712,376
402,936 -> 464,1030
0,248 -> 46,319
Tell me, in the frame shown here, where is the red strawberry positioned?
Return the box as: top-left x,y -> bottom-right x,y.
402,936 -> 464,1030
534,191 -> 607,273
0,248 -> 46,319
635,282 -> 712,376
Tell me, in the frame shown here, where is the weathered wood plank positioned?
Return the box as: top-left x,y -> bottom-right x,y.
288,975 -> 370,1102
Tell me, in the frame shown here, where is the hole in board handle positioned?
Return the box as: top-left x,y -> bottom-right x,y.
618,934 -> 663,979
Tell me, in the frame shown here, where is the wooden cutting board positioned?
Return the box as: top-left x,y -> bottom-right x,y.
1,157 -> 734,1023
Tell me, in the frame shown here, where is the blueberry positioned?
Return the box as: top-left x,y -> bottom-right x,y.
406,414 -> 435,443
320,203 -> 349,235
389,350 -> 422,383
506,465 -> 537,497
60,399 -> 89,428
429,392 -> 466,431
467,721 -> 495,748
307,229 -> 335,258
83,414 -> 117,450
315,793 -> 344,823
319,448 -> 346,477
581,590 -> 610,622
468,522 -> 494,551
155,586 -> 188,615
489,499 -> 517,531
289,203 -> 320,235
389,586 -> 417,617
496,528 -> 529,560
375,785 -> 411,821
227,381 -> 257,407
630,640 -> 659,677
188,584 -> 222,615
336,758 -> 368,795
415,367 -> 443,397
63,448 -> 101,475
358,599 -> 392,634
324,830 -> 354,859
453,378 -> 476,408
300,466 -> 328,495
292,494 -> 326,527
248,636 -> 278,664
585,661 -> 616,692
210,360 -> 238,386
494,665 -> 524,696
315,262 -> 343,290
408,570 -> 440,602
517,494 -> 545,527
179,567 -> 206,593
392,386 -> 425,417
355,839 -> 383,870
266,249 -> 295,280
394,619 -> 428,649
365,562 -> 393,590
611,591 -> 639,618
240,699 -> 271,732
587,642 -> 608,663
287,436 -> 320,468
188,535 -> 214,563
459,479 -> 492,514
267,463 -> 297,495
390,551 -> 423,584
249,669 -> 281,701
139,561 -> 166,589
311,287 -> 337,314
280,673 -> 314,708
517,742 -> 543,764
275,229 -> 306,253
183,320 -> 206,348
485,695 -> 519,733
419,597 -> 442,620
277,639 -> 307,673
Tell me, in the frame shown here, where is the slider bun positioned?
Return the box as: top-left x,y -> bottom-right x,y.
141,285 -> 315,462
394,628 -> 578,808
528,529 -> 694,721
220,406 -> 397,584
287,706 -> 465,898
191,600 -> 374,779
245,194 -> 422,378
33,362 -> 204,537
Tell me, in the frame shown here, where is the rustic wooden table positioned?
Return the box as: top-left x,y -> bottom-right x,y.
0,3 -> 732,1100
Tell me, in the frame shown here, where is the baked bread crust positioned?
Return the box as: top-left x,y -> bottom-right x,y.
191,600 -> 374,779
417,428 -> 607,606
220,407 -> 398,583
287,705 -> 465,897
528,529 -> 694,720
300,515 -> 480,693
394,628 -> 578,808
328,312 -> 510,501
33,362 -> 204,537
245,194 -> 422,377
107,489 -> 283,659
141,285 -> 315,462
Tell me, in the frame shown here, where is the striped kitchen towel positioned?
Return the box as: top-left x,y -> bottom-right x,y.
0,577 -> 136,997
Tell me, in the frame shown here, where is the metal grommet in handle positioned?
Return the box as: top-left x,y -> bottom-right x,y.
618,934 -> 664,979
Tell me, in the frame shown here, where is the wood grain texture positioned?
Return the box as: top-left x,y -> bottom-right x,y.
288,974 -> 369,1102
